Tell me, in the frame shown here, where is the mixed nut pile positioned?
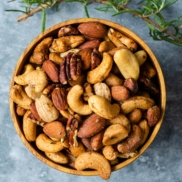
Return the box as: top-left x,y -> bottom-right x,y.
10,21 -> 161,180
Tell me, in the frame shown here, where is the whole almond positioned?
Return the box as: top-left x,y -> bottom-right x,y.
91,130 -> 104,151
42,60 -> 59,82
43,121 -> 66,140
78,39 -> 100,49
111,85 -> 130,102
78,48 -> 92,70
78,22 -> 107,38
52,87 -> 68,110
30,101 -> 45,122
81,138 -> 93,151
78,114 -> 106,138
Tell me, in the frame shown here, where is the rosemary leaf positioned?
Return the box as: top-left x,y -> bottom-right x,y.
162,0 -> 178,9
5,9 -> 27,13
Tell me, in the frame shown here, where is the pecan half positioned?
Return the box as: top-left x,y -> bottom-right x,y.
66,115 -> 79,147
91,48 -> 102,69
59,52 -> 82,84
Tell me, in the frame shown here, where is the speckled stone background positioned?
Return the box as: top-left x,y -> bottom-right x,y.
1,1 -> 182,182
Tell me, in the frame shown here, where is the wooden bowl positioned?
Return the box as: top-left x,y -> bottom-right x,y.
9,18 -> 166,177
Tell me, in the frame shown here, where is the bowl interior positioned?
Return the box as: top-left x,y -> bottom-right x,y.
9,18 -> 166,176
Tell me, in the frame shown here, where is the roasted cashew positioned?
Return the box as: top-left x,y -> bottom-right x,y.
102,124 -> 129,145
35,94 -> 59,122
23,110 -> 37,142
75,151 -> 111,180
59,107 -> 73,118
45,152 -> 68,164
49,52 -> 64,65
121,96 -> 155,114
102,145 -> 118,161
93,82 -> 111,102
36,133 -> 64,153
14,68 -> 48,93
25,85 -> 42,100
60,48 -> 80,58
67,85 -> 92,115
69,141 -> 86,157
88,95 -> 120,119
98,40 -> 115,53
108,114 -> 131,133
50,36 -> 85,53
14,64 -> 35,85
102,145 -> 138,161
107,28 -> 138,51
30,37 -> 53,64
87,52 -> 113,84
117,125 -> 142,153
10,84 -> 33,110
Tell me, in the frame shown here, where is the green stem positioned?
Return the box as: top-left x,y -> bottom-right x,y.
42,8 -> 46,32
84,3 -> 89,17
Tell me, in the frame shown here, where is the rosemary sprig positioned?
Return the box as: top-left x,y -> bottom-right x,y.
6,0 -> 182,46
97,0 -> 182,46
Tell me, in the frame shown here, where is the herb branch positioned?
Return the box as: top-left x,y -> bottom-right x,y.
6,0 -> 182,46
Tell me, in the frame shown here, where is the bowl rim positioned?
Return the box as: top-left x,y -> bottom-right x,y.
9,17 -> 166,176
